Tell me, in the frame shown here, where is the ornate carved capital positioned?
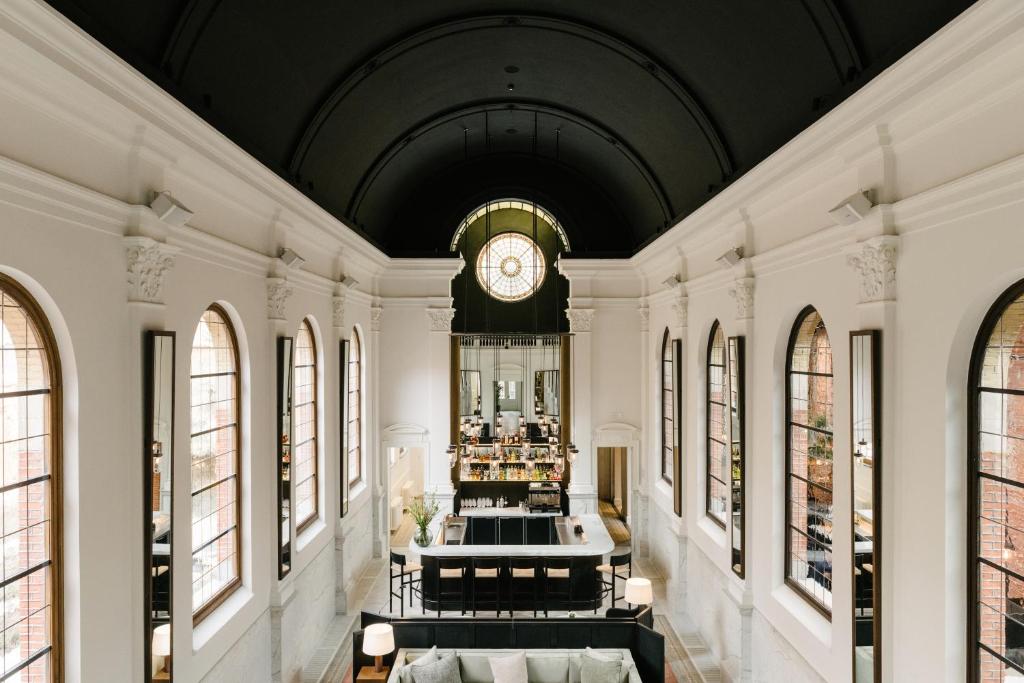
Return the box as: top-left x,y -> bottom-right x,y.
370,306 -> 383,332
427,307 -> 456,332
639,307 -> 650,332
846,236 -> 899,303
266,277 -> 292,320
671,296 -> 688,329
728,277 -> 755,320
565,308 -> 595,333
332,296 -> 345,329
124,236 -> 179,304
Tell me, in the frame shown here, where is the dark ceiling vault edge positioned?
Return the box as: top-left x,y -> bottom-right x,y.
798,0 -> 863,83
346,99 -> 674,224
285,13 -> 734,180
160,0 -> 223,82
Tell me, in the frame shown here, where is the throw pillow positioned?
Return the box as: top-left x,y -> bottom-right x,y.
489,651 -> 528,683
411,652 -> 463,683
399,647 -> 440,683
580,649 -> 622,683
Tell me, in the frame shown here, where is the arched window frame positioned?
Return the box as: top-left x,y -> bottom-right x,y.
0,273 -> 63,681
968,279 -> 1024,681
189,303 -> 242,623
348,327 -> 362,486
784,306 -> 834,617
661,329 -> 674,484
293,318 -> 319,533
706,321 -> 728,528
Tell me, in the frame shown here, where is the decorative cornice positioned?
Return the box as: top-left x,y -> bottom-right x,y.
639,307 -> 650,332
427,307 -> 456,332
123,236 -> 180,304
846,235 -> 899,303
565,308 -> 595,333
332,295 -> 345,329
728,277 -> 755,320
370,306 -> 383,332
671,295 -> 688,329
266,277 -> 292,320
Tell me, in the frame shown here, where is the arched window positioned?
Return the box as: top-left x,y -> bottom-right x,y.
969,281 -> 1024,680
661,329 -> 674,483
190,305 -> 241,620
707,321 -> 728,527
347,328 -> 362,485
785,307 -> 834,615
0,275 -> 62,680
293,319 -> 318,531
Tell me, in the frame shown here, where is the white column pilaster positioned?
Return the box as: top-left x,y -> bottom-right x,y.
566,307 -> 597,514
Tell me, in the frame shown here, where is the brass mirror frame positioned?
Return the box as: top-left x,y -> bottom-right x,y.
277,336 -> 294,579
850,330 -> 881,683
144,330 -> 175,682
728,336 -> 746,579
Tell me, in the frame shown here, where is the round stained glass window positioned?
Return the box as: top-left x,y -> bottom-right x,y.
476,232 -> 546,302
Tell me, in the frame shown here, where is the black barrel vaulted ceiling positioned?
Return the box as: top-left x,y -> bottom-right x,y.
48,0 -> 975,256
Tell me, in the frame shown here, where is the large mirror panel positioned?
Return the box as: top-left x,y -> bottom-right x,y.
534,369 -> 559,417
727,336 -> 746,578
144,331 -> 174,681
277,337 -> 294,578
459,370 -> 481,417
851,330 -> 881,683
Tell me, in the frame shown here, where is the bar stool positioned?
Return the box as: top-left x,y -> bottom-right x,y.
390,551 -> 422,617
597,551 -> 632,608
509,557 -> 541,617
471,557 -> 508,617
433,557 -> 467,617
542,557 -> 573,617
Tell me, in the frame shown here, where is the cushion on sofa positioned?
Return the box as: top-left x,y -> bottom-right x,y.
412,652 -> 463,683
489,651 -> 527,683
399,647 -> 440,683
568,650 -> 626,683
579,650 -> 622,683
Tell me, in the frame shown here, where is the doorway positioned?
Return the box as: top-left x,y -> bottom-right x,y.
596,446 -> 630,544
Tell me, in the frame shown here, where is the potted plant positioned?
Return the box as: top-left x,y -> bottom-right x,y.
409,497 -> 440,547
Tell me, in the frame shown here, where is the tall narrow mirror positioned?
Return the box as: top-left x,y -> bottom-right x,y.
277,337 -> 294,578
460,370 -> 481,417
144,331 -> 174,681
851,330 -> 880,683
534,370 -> 559,417
727,336 -> 746,578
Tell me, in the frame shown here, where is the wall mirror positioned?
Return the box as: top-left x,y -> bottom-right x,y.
850,330 -> 881,683
144,331 -> 174,681
277,337 -> 294,579
534,369 -> 559,417
459,370 -> 481,417
727,336 -> 746,578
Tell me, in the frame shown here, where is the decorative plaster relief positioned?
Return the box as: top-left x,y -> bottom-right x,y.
846,235 -> 899,303
123,236 -> 179,304
370,306 -> 383,332
639,307 -> 650,332
332,295 -> 345,328
729,277 -> 755,320
565,308 -> 595,333
427,307 -> 456,332
671,296 -> 688,329
266,277 -> 292,320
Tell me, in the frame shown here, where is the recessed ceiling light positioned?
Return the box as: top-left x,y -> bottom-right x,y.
504,65 -> 519,74
506,128 -> 517,135
506,83 -> 515,91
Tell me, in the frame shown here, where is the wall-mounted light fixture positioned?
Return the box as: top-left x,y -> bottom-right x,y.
828,190 -> 873,226
279,247 -> 306,269
149,191 -> 193,228
716,247 -> 743,269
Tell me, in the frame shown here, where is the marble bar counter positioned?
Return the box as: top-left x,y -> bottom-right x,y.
412,514 -> 615,613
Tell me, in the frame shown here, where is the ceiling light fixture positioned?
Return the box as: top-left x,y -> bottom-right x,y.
828,190 -> 874,226
149,191 -> 193,228
506,83 -> 515,91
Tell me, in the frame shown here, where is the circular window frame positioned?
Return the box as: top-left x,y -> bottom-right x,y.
475,232 -> 546,302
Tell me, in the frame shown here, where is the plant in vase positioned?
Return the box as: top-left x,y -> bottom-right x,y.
409,497 -> 440,547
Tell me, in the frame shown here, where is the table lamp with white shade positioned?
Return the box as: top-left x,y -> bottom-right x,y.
624,577 -> 653,608
363,623 -> 395,674
152,623 -> 171,675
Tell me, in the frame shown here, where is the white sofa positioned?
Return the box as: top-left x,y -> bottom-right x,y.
386,648 -> 642,683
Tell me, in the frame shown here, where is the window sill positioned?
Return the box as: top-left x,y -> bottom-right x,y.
770,582 -> 832,647
296,516 -> 326,552
696,516 -> 728,547
192,585 -> 254,651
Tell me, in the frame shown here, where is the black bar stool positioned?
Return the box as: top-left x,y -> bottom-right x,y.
390,551 -> 422,617
597,551 -> 632,607
542,557 -> 573,617
434,557 -> 467,617
471,557 -> 508,617
509,557 -> 541,617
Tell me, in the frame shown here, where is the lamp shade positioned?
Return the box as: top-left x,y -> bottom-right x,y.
362,623 -> 395,657
152,623 -> 171,657
624,577 -> 653,606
